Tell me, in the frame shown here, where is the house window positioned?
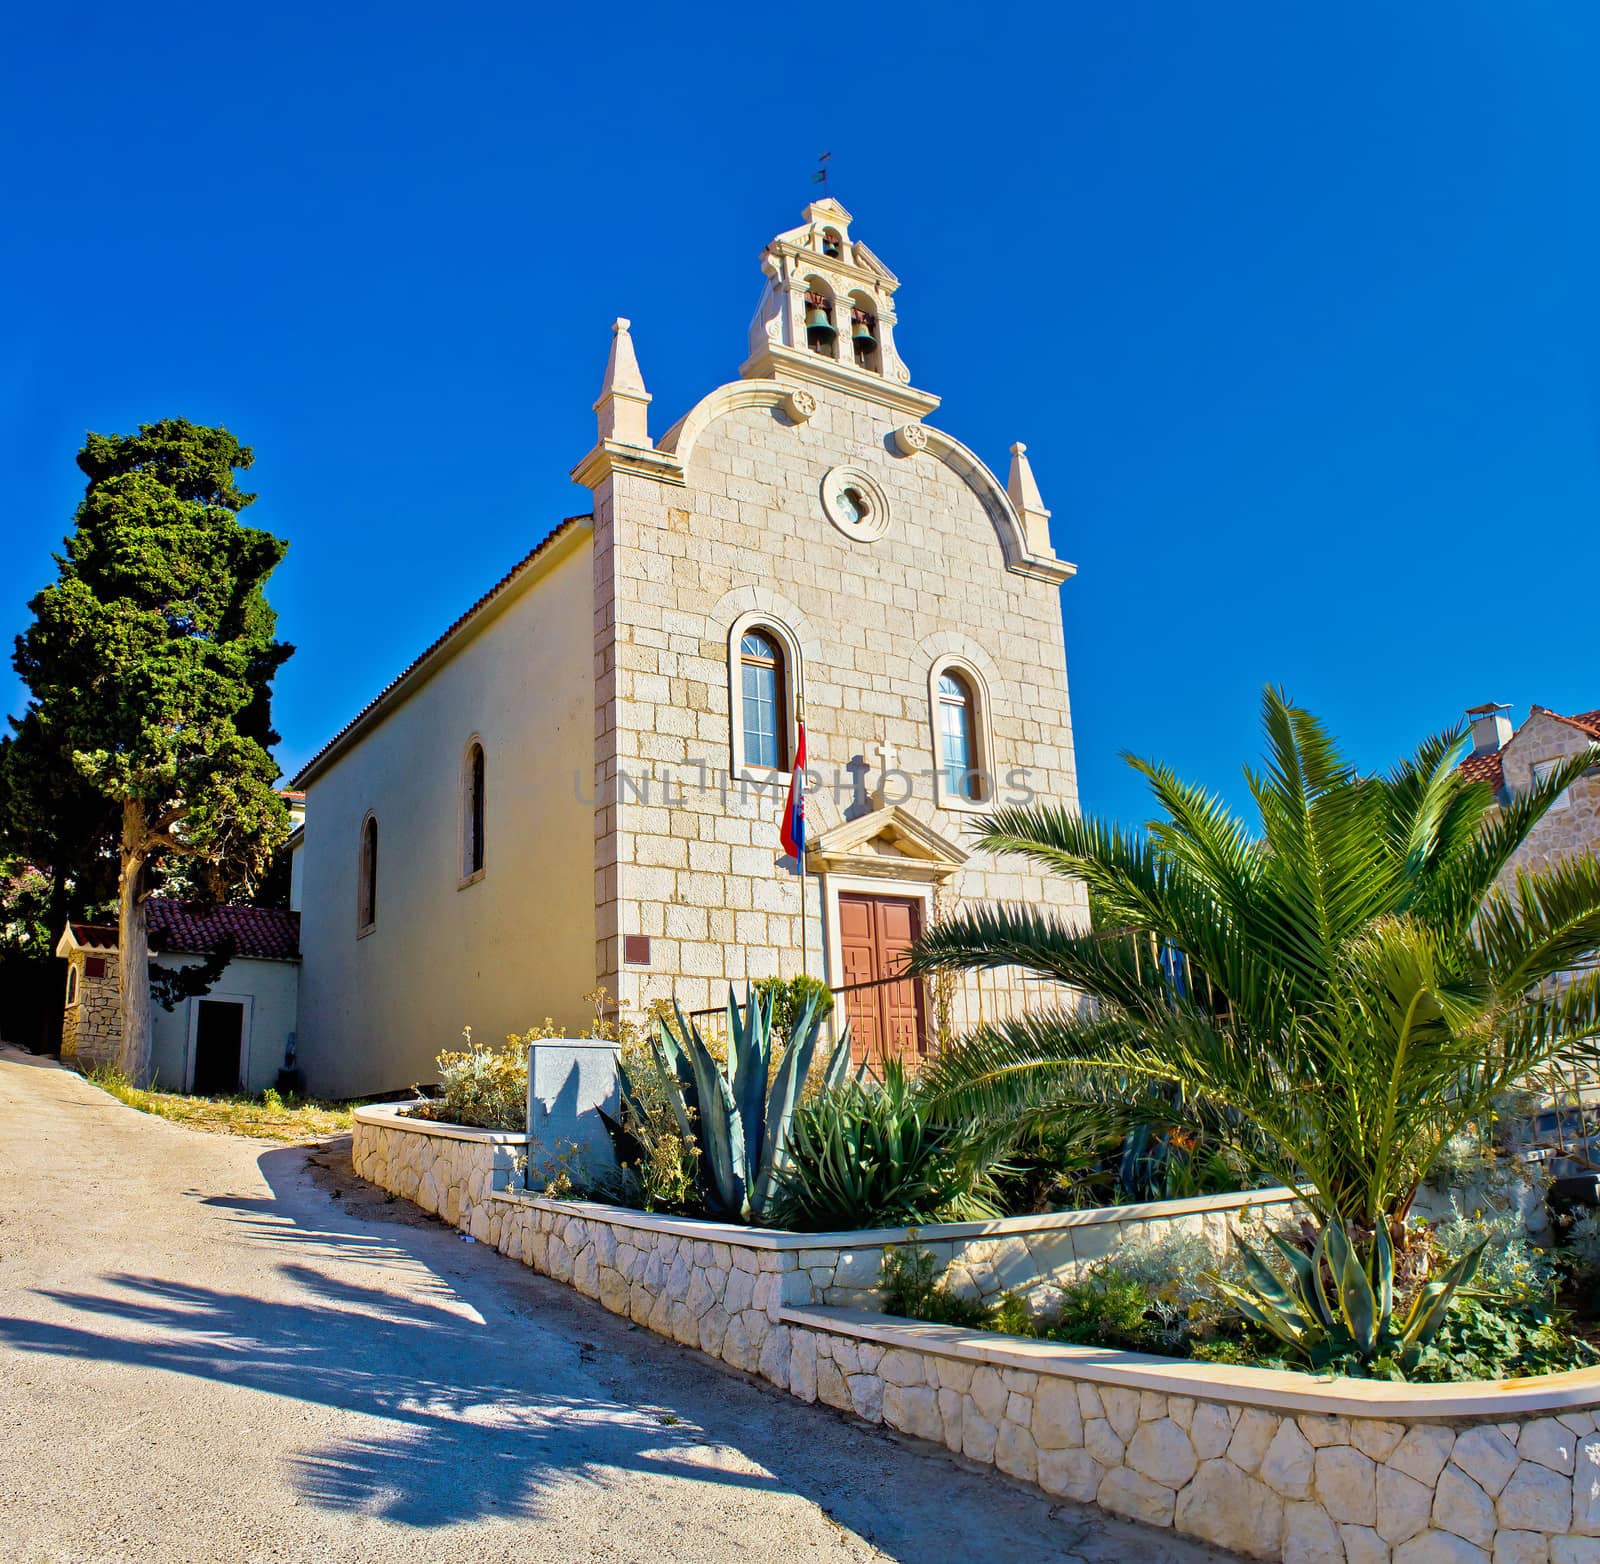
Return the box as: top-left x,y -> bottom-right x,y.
1532,759 -> 1572,812
938,672 -> 979,800
66,964 -> 78,1005
741,629 -> 788,770
358,814 -> 379,932
85,956 -> 106,979
462,740 -> 486,879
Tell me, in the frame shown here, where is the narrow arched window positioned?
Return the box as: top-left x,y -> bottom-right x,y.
358,815 -> 379,931
463,742 -> 486,877
741,629 -> 788,770
66,964 -> 78,1005
938,672 -> 979,801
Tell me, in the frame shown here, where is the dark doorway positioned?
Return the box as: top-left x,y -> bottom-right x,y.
191,1000 -> 245,1096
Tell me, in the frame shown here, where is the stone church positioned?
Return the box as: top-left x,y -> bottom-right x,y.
289,199 -> 1085,1097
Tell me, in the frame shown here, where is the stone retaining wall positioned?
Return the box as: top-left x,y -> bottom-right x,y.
351,1104 -> 1600,1562
350,1103 -> 528,1227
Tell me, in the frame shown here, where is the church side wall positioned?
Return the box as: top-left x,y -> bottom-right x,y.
594,385 -> 1086,1021
295,532 -> 597,1098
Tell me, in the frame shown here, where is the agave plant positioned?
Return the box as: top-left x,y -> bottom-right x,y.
610,987 -> 851,1225
1212,1216 -> 1486,1373
771,1060 -> 1000,1231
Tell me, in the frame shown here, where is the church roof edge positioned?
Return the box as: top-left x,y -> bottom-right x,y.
290,516 -> 592,790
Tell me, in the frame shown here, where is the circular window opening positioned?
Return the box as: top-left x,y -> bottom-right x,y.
819,467 -> 890,543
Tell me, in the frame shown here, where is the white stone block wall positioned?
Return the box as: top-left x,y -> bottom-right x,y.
589,383 -> 1089,1021
353,1108 -> 1600,1562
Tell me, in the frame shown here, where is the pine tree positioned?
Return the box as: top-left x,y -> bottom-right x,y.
11,420 -> 293,1082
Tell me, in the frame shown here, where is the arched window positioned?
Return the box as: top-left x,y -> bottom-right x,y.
937,671 -> 981,802
740,629 -> 788,770
462,740 -> 486,879
66,964 -> 78,1005
358,814 -> 379,932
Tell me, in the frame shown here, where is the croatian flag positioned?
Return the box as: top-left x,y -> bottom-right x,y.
780,722 -> 807,864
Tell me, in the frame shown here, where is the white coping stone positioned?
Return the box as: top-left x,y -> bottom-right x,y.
777,1306 -> 1600,1422
482,1183 -> 1295,1250
353,1101 -> 531,1145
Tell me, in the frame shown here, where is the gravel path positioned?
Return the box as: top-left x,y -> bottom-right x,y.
0,1044 -> 1241,1564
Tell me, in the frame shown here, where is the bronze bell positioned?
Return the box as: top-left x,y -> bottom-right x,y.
805,304 -> 836,348
852,318 -> 877,355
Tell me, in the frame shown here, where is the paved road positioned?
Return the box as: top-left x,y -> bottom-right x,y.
0,1046 -> 1240,1564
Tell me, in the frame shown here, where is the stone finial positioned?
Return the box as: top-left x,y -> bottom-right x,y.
1007,442 -> 1054,558
594,317 -> 652,449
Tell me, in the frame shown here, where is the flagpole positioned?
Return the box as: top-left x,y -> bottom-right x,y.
797,667 -> 808,980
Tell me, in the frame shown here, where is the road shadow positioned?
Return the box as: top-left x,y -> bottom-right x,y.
0,1263 -> 781,1529
0,1135 -> 1226,1562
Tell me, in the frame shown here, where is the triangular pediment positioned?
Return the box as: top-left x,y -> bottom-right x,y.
808,804 -> 969,880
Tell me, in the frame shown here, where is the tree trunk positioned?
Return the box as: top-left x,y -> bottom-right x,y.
116,801 -> 153,1085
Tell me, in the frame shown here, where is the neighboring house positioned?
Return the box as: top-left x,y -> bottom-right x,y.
289,197 -> 1085,1098
1460,703 -> 1600,877
56,901 -> 301,1094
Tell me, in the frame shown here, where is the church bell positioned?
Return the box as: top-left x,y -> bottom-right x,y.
805,303 -> 836,348
852,317 -> 877,355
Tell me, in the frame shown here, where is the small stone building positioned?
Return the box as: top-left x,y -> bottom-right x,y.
57,901 -> 301,1093
1459,703 -> 1600,879
289,196 -> 1086,1098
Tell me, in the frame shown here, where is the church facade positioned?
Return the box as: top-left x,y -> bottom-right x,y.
291,200 -> 1085,1096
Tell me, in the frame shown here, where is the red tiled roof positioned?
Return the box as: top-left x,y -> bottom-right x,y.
290,517 -> 590,789
65,903 -> 300,961
67,922 -> 118,951
1533,706 -> 1600,742
147,900 -> 300,960
1457,705 -> 1600,793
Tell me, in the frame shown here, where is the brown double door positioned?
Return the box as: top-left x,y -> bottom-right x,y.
838,892 -> 926,1067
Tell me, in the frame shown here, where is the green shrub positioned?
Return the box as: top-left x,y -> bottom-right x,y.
751,974 -> 834,1044
1407,1294 -> 1599,1383
877,1239 -> 994,1328
772,1061 -> 999,1231
404,1027 -> 526,1132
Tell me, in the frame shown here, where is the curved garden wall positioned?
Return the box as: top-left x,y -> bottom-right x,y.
351,1106 -> 1600,1563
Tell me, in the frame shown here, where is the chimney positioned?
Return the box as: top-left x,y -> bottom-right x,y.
1464,702 -> 1513,755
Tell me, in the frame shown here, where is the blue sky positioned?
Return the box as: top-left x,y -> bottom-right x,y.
2,2 -> 1595,827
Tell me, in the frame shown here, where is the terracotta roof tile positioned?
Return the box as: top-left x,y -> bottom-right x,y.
1533,706 -> 1600,742
290,517 -> 590,788
146,900 -> 301,961
1457,704 -> 1600,793
67,922 -> 118,951
65,904 -> 300,961
1459,750 -> 1504,790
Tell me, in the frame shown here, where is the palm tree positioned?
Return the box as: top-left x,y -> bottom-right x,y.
909,689 -> 1600,1231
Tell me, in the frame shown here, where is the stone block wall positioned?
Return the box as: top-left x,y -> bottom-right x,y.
1496,711 -> 1600,884
350,1105 -> 528,1229
786,1307 -> 1600,1564
353,1106 -> 1600,1562
60,952 -> 120,1069
590,380 -> 1087,1021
